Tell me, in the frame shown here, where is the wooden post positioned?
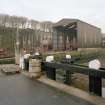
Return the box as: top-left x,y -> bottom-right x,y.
46,67 -> 56,80
89,76 -> 102,96
64,71 -> 72,85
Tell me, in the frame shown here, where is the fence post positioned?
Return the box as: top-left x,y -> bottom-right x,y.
89,76 -> 102,96
46,66 -> 56,80
64,70 -> 72,85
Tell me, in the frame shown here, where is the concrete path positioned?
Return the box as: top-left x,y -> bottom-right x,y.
0,74 -> 94,105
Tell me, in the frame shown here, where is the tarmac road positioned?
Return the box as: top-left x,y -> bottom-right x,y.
0,74 -> 94,105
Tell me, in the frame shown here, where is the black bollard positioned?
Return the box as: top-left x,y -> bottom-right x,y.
89,75 -> 102,96
24,58 -> 29,71
41,62 -> 45,72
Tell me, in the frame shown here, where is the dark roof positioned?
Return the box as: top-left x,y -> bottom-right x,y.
53,18 -> 101,30
53,18 -> 78,27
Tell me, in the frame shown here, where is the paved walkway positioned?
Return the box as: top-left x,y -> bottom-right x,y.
0,74 -> 94,105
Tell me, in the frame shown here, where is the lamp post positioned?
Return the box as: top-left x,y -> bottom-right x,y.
15,26 -> 20,64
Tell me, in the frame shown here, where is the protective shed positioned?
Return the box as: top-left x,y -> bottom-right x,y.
53,19 -> 102,51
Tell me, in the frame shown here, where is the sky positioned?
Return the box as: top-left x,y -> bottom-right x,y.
0,0 -> 105,33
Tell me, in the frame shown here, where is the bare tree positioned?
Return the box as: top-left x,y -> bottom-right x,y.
19,17 -> 27,28
30,20 -> 39,29
0,14 -> 10,27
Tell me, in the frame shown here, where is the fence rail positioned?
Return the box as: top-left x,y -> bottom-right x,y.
43,62 -> 105,96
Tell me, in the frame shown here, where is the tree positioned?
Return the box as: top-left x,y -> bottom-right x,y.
30,20 -> 39,29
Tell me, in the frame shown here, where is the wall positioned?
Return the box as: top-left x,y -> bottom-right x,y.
77,20 -> 102,48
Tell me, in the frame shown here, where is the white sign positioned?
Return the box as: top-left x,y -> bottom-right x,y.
35,52 -> 40,56
89,59 -> 101,69
66,55 -> 71,59
46,56 -> 54,62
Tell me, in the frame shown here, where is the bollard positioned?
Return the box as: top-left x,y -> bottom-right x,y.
45,55 -> 55,80
29,59 -> 41,73
41,61 -> 45,72
89,59 -> 102,96
24,58 -> 29,71
24,54 -> 30,71
61,56 -> 80,64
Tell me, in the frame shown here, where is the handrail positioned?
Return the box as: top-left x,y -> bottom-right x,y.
44,62 -> 105,78
43,61 -> 105,96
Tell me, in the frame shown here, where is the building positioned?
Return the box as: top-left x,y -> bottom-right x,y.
19,21 -> 53,53
39,21 -> 53,51
53,19 -> 102,51
0,18 -> 103,59
102,34 -> 105,47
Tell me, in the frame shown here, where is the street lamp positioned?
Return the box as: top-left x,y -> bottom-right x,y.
15,25 -> 20,64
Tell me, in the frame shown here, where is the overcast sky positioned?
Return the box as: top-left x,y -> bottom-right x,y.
0,0 -> 105,32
